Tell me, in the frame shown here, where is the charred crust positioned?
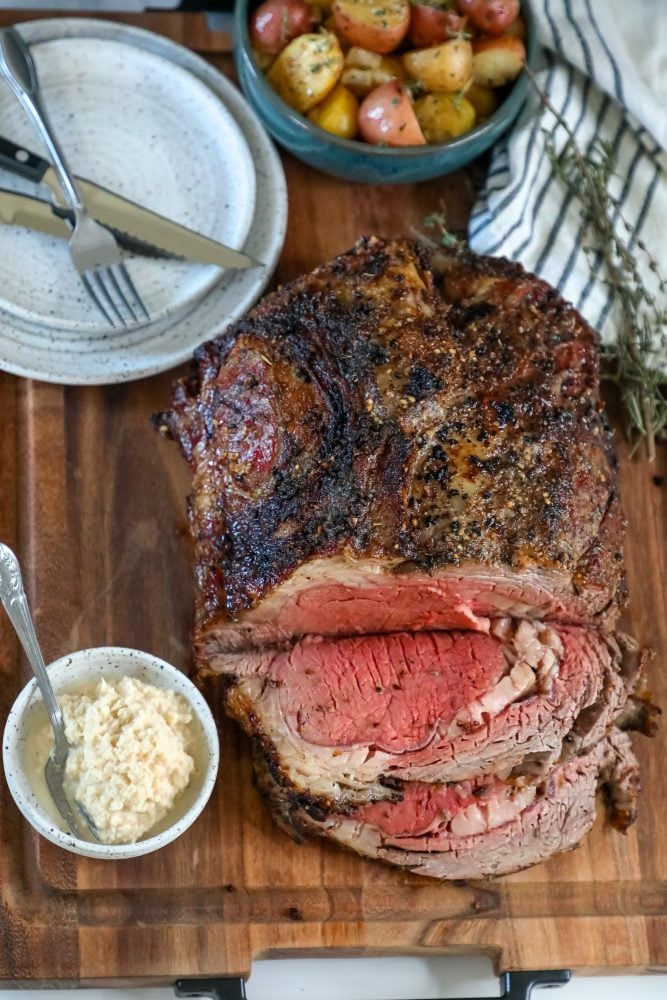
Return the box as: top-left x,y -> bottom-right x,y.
159,236 -> 626,630
599,731 -> 641,833
602,777 -> 640,832
616,691 -> 662,737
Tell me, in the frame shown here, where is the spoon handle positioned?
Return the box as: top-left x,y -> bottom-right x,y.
0,543 -> 68,752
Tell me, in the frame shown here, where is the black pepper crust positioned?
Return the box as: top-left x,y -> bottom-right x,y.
158,237 -> 625,629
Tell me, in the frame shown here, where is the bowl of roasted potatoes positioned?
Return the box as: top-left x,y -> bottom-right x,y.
235,0 -> 537,183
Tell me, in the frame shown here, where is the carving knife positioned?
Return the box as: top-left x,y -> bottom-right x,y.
0,135 -> 260,269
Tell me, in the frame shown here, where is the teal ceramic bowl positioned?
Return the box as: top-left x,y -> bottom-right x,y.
234,0 -> 537,184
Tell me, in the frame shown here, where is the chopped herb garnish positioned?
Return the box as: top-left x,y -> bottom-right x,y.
310,57 -> 337,73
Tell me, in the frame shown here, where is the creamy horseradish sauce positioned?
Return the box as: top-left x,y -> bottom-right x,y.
24,676 -> 199,844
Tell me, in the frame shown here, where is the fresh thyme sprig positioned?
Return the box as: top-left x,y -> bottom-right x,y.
423,209 -> 464,248
524,64 -> 667,462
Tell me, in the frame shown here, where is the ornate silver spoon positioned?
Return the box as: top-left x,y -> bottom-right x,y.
0,542 -> 98,841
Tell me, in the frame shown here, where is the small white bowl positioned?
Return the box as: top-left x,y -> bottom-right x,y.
2,646 -> 219,860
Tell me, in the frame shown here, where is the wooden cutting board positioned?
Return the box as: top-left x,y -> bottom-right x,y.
0,12 -> 665,986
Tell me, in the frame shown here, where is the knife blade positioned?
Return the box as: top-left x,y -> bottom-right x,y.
0,186 -> 178,258
0,135 -> 260,270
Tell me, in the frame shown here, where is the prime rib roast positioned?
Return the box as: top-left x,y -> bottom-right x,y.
221,624 -> 643,805
255,729 -> 640,880
159,236 -> 657,878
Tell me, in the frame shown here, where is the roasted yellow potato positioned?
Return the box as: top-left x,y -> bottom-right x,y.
414,92 -> 476,143
340,67 -> 376,96
342,48 -> 406,95
465,81 -> 498,120
267,31 -> 344,112
472,35 -> 526,88
345,45 -> 383,69
308,83 -> 359,137
332,0 -> 410,55
403,38 -> 473,93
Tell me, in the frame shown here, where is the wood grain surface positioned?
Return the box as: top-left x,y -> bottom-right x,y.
0,11 -> 665,987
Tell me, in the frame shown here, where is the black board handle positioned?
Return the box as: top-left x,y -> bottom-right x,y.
175,968 -> 571,1000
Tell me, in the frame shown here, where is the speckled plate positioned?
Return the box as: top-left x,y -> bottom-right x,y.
0,36 -> 256,334
0,19 -> 287,385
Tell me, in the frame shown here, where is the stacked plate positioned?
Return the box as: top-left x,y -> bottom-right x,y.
0,18 -> 287,385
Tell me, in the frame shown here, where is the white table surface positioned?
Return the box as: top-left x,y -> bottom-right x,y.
2,957 -> 667,999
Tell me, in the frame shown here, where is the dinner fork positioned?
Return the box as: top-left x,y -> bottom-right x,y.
0,28 -> 149,327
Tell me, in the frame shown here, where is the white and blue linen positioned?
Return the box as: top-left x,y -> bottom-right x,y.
469,0 -> 666,358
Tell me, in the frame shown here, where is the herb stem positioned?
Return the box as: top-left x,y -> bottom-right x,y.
524,64 -> 666,461
642,396 -> 656,463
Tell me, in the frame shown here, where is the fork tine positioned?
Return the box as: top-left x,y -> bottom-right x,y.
118,262 -> 150,322
105,266 -> 139,324
89,270 -> 126,326
81,272 -> 119,327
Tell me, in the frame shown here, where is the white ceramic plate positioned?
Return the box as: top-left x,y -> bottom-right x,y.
0,19 -> 287,385
0,35 -> 256,333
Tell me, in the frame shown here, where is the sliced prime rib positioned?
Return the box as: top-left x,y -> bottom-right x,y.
159,237 -> 625,655
159,237 -> 655,880
221,622 -> 643,806
255,730 -> 639,879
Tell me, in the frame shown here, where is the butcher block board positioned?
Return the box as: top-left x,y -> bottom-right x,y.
0,11 -> 666,987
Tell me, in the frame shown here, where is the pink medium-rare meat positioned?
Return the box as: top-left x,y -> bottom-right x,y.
256,730 -> 640,879
159,237 -> 625,655
222,623 -> 643,806
196,564 -> 601,656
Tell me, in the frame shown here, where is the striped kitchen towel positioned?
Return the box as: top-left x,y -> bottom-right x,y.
469,0 -> 666,363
